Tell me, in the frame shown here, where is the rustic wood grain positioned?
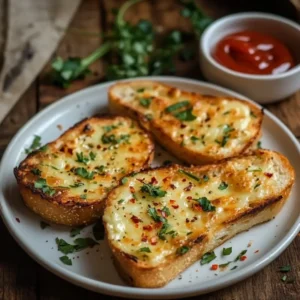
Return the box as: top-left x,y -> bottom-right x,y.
0,0 -> 299,299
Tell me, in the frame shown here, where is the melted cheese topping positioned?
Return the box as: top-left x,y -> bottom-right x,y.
111,82 -> 262,158
104,151 -> 290,266
20,117 -> 153,204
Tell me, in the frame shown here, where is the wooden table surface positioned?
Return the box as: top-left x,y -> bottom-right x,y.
0,1 -> 299,299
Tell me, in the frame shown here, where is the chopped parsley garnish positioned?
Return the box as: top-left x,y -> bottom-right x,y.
34,178 -> 55,196
218,181 -> 228,190
194,197 -> 216,212
93,220 -> 105,240
39,145 -> 48,152
40,221 -> 50,229
219,262 -> 231,268
74,167 -> 95,180
230,266 -> 238,270
165,101 -> 190,113
250,111 -> 257,118
137,88 -> 145,93
95,165 -> 106,174
89,152 -> 96,160
254,183 -> 261,190
139,98 -> 152,108
103,124 -> 118,132
158,222 -> 171,240
73,237 -> 98,251
118,199 -> 125,204
234,249 -> 247,262
76,152 -> 89,164
80,194 -> 87,199
141,183 -> 167,198
69,182 -> 84,188
31,168 -> 41,176
70,228 -> 81,237
162,206 -> 171,216
191,136 -> 199,143
59,255 -> 72,266
25,135 -> 41,154
101,133 -> 130,145
56,238 -> 76,254
140,247 -> 151,253
147,207 -> 166,223
223,110 -> 231,115
257,141 -> 262,149
200,251 -> 216,265
179,169 -> 200,182
223,124 -> 234,134
145,113 -> 153,121
174,108 -> 196,121
222,247 -> 232,256
176,246 -> 190,255
203,175 -> 209,182
279,265 -> 291,272
121,177 -> 128,185
247,167 -> 262,172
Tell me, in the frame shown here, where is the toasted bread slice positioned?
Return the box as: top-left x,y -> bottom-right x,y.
109,81 -> 263,165
14,116 -> 154,226
103,150 -> 294,288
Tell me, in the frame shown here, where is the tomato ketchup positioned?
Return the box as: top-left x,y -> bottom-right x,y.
213,31 -> 295,75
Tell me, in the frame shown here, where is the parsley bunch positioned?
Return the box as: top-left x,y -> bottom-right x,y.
51,0 -> 212,88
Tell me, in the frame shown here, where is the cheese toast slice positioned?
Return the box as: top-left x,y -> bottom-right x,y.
14,116 -> 154,226
109,81 -> 263,165
103,150 -> 294,288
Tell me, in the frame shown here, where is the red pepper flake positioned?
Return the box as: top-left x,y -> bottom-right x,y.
15,218 -> 20,223
186,218 -> 190,223
143,225 -> 153,231
264,172 -> 273,178
130,198 -> 136,203
154,222 -> 162,229
193,204 -> 202,212
131,215 -> 142,224
153,202 -> 159,206
163,177 -> 170,183
182,178 -> 187,182
169,199 -> 175,204
141,234 -> 148,242
172,205 -> 179,209
150,237 -> 157,245
254,250 -> 259,253
129,186 -> 135,193
187,196 -> 193,200
184,183 -> 193,192
240,255 -> 247,261
170,184 -> 176,190
151,177 -> 158,184
211,264 -> 218,270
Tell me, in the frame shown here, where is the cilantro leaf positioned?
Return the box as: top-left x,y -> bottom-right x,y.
234,250 -> 247,262
147,207 -> 165,223
279,265 -> 291,272
179,169 -> 200,181
165,101 -> 190,113
174,108 -> 196,121
74,168 -> 95,180
59,255 -> 72,266
222,247 -> 232,256
194,197 -> 216,212
140,247 -> 151,253
141,183 -> 167,197
200,251 -> 216,265
25,135 -> 41,154
176,246 -> 190,255
34,178 -> 56,196
31,168 -> 41,176
139,98 -> 152,108
76,152 -> 89,164
70,228 -> 81,237
218,182 -> 228,190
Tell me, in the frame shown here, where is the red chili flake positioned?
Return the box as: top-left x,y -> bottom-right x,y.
135,223 -> 139,228
151,177 -> 158,184
154,222 -> 162,229
264,172 -> 273,178
163,177 -> 169,183
143,225 -> 153,231
15,218 -> 20,223
170,184 -> 176,190
187,196 -> 193,200
193,204 -> 202,212
211,264 -> 218,270
169,200 -> 175,204
131,215 -> 142,224
180,124 -> 187,129
150,237 -> 157,245
182,178 -> 187,182
240,255 -> 247,261
172,205 -> 179,209
254,250 -> 259,253
130,198 -> 136,203
153,202 -> 159,206
141,235 -> 148,242
129,186 -> 135,193
184,183 -> 193,191
186,218 -> 190,223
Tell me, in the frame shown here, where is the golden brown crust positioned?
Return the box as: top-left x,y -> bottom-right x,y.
108,80 -> 264,165
15,116 -> 155,226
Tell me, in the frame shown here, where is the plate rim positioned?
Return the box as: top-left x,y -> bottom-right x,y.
0,76 -> 299,299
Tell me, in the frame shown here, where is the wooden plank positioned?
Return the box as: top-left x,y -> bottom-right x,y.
38,0 -> 104,109
0,82 -> 37,158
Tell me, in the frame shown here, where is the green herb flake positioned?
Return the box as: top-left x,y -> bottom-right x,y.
118,199 -> 125,204
56,238 -> 75,255
158,222 -> 171,240
70,228 -> 81,237
121,177 -> 128,185
34,178 -> 56,196
73,237 -> 98,251
70,182 -> 84,188
74,167 -> 95,180
25,135 -> 41,154
89,152 -> 96,160
31,168 -> 41,176
40,221 -> 50,229
162,206 -> 171,216
223,110 -> 231,115
250,111 -> 257,118
165,101 -> 190,113
93,220 -> 105,240
176,246 -> 190,255
195,197 -> 216,212
137,88 -> 145,93
219,262 -> 232,268
179,169 -> 200,182
281,275 -> 287,282
200,251 -> 216,265
254,183 -> 261,190
59,255 -> 72,266
39,145 -> 48,152
141,183 -> 167,198
203,175 -> 209,182
230,266 -> 238,270
234,250 -> 247,262
139,98 -> 152,108
218,182 -> 228,190
191,136 -> 199,143
174,108 -> 196,122
247,167 -> 262,172
148,207 -> 165,223
140,247 -> 151,253
95,165 -> 106,175
279,265 -> 291,272
103,125 -> 118,132
222,247 -> 232,256
76,152 -> 89,164
257,141 -> 262,149
80,194 -> 87,199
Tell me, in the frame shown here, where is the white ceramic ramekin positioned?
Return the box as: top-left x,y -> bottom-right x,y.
199,12 -> 300,104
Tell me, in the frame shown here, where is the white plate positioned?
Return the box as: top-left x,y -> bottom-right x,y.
0,77 -> 299,299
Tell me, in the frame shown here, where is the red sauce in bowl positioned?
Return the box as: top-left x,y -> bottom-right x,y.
213,31 -> 295,75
